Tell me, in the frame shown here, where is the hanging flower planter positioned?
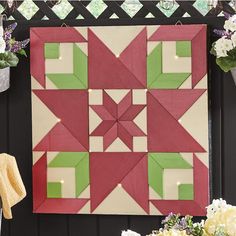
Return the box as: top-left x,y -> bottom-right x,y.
0,66 -> 10,92
0,16 -> 29,93
231,67 -> 236,85
210,13 -> 236,85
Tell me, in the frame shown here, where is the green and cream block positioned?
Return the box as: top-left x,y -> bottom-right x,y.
46,152 -> 89,199
44,42 -> 87,89
147,41 -> 192,89
148,153 -> 194,200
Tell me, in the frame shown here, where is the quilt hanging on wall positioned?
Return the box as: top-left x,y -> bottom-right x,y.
30,25 -> 209,216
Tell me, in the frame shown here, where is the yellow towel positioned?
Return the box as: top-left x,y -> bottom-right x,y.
0,153 -> 26,219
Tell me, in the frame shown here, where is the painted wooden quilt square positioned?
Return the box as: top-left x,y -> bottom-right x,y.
147,41 -> 192,89
33,152 -> 90,214
46,152 -> 89,199
147,25 -> 206,89
32,90 -> 89,152
88,26 -> 147,89
89,89 -> 147,152
148,153 -> 194,200
30,27 -> 88,89
31,25 -> 209,216
150,153 -> 209,216
45,43 -> 88,89
147,89 -> 208,152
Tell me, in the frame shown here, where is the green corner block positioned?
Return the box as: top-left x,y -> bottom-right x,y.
147,42 -> 190,89
75,154 -> 89,197
73,44 -> 88,88
149,153 -> 192,169
46,74 -> 87,89
46,43 -> 88,89
149,73 -> 191,89
178,184 -> 194,200
44,43 -> 60,59
48,152 -> 88,168
148,154 -> 163,198
47,182 -> 62,198
147,43 -> 162,88
176,41 -> 192,57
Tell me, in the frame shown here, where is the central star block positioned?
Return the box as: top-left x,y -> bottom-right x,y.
89,89 -> 147,152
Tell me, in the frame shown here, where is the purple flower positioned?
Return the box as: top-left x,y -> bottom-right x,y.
179,217 -> 188,229
4,22 -> 17,34
3,23 -> 29,53
223,12 -> 231,20
213,29 -> 227,37
10,39 -> 30,52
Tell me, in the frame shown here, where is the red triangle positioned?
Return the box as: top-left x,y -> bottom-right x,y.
121,156 -> 149,214
150,200 -> 206,216
88,29 -> 144,89
33,153 -> 47,211
90,153 -> 145,212
193,154 -> 209,207
34,123 -> 87,151
36,199 -> 89,214
30,32 -> 45,88
150,89 -> 205,120
147,92 -> 205,152
192,27 -> 207,87
33,90 -> 88,150
119,28 -> 147,87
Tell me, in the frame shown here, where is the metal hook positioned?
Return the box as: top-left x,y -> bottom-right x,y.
175,20 -> 183,25
61,23 -> 69,27
1,14 -> 7,21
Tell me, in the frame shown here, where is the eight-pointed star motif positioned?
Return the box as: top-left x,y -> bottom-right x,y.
90,90 -> 146,151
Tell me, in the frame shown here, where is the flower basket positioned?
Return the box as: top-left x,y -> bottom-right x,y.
231,67 -> 236,85
0,66 -> 10,92
210,12 -> 236,86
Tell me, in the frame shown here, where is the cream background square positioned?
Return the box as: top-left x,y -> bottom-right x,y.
163,169 -> 193,200
132,89 -> 147,104
162,41 -> 191,73
89,89 -> 103,105
47,167 -> 75,198
45,43 -> 73,74
133,137 -> 147,152
89,136 -> 103,152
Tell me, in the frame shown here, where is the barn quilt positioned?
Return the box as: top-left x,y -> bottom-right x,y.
30,25 -> 209,215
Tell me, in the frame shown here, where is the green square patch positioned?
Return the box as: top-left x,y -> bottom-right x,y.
176,41 -> 191,57
47,182 -> 62,198
178,184 -> 194,200
44,43 -> 60,59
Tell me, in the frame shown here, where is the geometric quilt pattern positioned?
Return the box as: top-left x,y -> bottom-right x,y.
30,25 -> 209,216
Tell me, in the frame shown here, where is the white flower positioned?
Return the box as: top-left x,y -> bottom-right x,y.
224,19 -> 236,32
0,38 -> 6,53
121,230 -> 141,236
206,198 -> 232,218
214,37 -> 233,58
0,26 -> 4,37
231,32 -> 236,47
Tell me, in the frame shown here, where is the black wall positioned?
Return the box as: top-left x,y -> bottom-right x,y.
0,16 -> 234,236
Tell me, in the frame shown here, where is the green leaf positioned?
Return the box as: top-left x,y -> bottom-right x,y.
216,56 -> 236,72
210,42 -> 217,56
0,52 -> 19,69
0,60 -> 9,69
17,49 -> 27,57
